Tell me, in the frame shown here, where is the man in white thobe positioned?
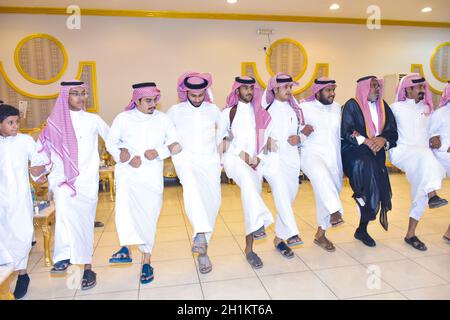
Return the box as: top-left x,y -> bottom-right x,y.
0,103 -> 46,299
389,74 -> 447,251
219,76 -> 274,269
429,83 -> 450,176
261,73 -> 306,259
106,82 -> 180,284
299,78 -> 344,252
167,72 -> 222,274
429,83 -> 450,245
32,81 -> 109,290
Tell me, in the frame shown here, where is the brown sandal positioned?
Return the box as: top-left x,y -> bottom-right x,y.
330,213 -> 344,228
314,235 -> 336,252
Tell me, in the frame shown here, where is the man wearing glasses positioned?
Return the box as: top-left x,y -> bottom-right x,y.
32,80 -> 109,290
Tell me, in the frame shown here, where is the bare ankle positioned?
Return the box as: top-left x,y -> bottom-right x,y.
273,237 -> 282,245
316,226 -> 325,236
406,233 -> 415,239
18,270 -> 27,276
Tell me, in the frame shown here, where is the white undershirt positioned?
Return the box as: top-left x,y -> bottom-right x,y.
356,101 -> 380,145
369,101 -> 380,135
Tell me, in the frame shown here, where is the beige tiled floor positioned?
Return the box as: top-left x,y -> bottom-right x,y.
9,173 -> 450,300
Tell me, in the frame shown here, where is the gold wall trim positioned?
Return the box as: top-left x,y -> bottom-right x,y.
0,61 -> 58,99
14,33 -> 68,85
1,7 -> 449,28
80,61 -> 99,113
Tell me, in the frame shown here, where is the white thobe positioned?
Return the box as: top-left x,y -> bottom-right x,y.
33,110 -> 109,264
219,101 -> 274,235
429,103 -> 450,176
166,101 -> 222,243
0,211 -> 14,266
106,109 -> 177,253
0,134 -> 40,270
389,99 -> 446,220
299,100 -> 344,230
262,99 -> 301,240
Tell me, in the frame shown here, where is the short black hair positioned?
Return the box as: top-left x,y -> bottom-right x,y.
0,104 -> 20,123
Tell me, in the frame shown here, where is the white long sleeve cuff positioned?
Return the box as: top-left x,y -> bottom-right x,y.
356,135 -> 366,145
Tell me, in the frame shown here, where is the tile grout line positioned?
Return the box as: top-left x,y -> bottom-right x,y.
223,202 -> 274,300
403,253 -> 450,283
174,184 -> 206,300
358,255 -> 450,293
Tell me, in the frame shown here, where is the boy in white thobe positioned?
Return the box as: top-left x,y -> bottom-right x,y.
0,104 -> 46,299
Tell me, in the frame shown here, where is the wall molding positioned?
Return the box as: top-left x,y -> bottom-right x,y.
1,6 -> 450,28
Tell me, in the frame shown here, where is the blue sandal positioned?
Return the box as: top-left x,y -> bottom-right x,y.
287,235 -> 304,247
140,264 -> 154,284
109,246 -> 132,264
81,270 -> 97,291
50,259 -> 71,274
275,241 -> 294,259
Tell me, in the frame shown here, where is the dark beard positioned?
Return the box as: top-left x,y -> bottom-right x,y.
318,96 -> 333,105
188,98 -> 202,108
239,95 -> 253,104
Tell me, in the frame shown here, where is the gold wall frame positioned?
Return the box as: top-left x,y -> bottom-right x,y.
430,42 -> 450,83
14,33 -> 68,85
265,38 -> 308,81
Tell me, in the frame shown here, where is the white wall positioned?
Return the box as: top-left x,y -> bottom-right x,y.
0,13 -> 449,124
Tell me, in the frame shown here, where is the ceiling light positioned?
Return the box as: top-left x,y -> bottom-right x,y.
227,0 -> 237,4
329,4 -> 340,10
421,7 -> 432,13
